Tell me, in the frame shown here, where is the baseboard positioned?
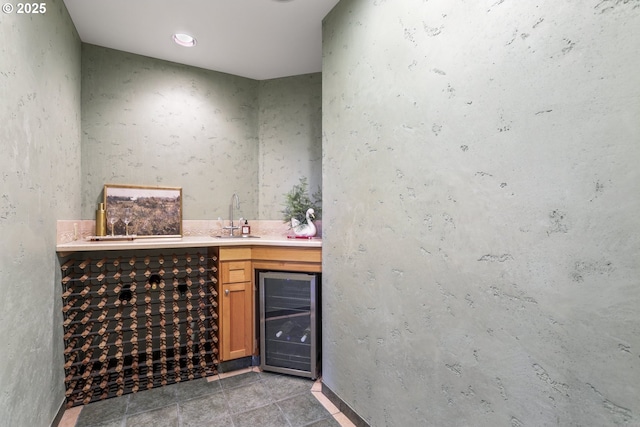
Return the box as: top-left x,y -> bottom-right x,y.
50,399 -> 66,427
217,356 -> 254,373
321,382 -> 370,427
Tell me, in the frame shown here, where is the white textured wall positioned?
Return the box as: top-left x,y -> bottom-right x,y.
322,1 -> 640,426
0,0 -> 81,425
258,74 -> 323,220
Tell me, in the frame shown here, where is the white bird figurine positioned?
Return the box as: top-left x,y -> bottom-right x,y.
291,208 -> 316,237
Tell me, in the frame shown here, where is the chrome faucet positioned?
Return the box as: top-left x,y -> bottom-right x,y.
223,193 -> 240,237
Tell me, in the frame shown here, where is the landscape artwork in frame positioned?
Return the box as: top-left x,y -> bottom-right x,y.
103,184 -> 182,237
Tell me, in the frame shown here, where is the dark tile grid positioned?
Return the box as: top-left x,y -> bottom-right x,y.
74,371 -> 341,427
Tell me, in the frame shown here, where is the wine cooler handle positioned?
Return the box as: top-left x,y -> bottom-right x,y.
225,289 -> 230,296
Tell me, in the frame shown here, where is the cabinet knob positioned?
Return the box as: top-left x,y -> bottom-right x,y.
225,289 -> 230,296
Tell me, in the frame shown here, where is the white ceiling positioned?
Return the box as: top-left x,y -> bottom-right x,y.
63,0 -> 340,80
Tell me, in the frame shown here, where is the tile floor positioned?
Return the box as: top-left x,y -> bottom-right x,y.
59,367 -> 355,427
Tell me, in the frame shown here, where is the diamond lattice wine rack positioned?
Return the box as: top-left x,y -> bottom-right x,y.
58,248 -> 220,407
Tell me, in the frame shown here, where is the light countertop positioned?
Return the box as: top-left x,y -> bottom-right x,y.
56,235 -> 321,252
56,220 -> 322,253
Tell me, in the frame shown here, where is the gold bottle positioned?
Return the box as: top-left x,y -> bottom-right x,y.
95,203 -> 106,236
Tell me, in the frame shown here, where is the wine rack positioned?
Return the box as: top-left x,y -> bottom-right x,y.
58,248 -> 219,407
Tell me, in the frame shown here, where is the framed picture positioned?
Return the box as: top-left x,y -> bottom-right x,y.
103,184 -> 182,237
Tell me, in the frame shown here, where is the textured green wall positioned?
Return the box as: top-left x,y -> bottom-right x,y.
81,44 -> 259,220
0,0 -> 82,425
322,1 -> 640,425
81,45 -> 322,222
258,74 -> 322,220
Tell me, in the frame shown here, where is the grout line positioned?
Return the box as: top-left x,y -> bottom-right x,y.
311,390 -> 340,415
333,412 -> 357,427
214,367 -> 254,381
310,387 -> 355,427
57,405 -> 82,427
206,374 -> 220,383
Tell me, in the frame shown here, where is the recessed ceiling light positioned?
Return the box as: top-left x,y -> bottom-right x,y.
173,33 -> 197,47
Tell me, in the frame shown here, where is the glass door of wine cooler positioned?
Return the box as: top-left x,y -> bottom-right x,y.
259,271 -> 319,379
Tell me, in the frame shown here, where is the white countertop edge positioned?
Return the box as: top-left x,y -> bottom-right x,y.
56,235 -> 322,252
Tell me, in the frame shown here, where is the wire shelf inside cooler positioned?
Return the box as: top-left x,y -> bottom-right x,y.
264,317 -> 311,372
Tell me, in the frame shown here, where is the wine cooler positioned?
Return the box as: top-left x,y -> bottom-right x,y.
259,271 -> 320,379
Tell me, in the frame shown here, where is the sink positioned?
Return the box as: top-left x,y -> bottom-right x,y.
214,235 -> 260,239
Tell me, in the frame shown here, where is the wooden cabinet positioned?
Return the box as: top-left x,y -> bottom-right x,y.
217,245 -> 322,362
218,248 -> 253,361
252,246 -> 322,273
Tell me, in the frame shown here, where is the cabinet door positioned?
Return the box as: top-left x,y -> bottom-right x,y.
222,261 -> 251,284
221,280 -> 253,361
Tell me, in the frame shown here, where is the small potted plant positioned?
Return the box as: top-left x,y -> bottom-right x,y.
282,177 -> 322,237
